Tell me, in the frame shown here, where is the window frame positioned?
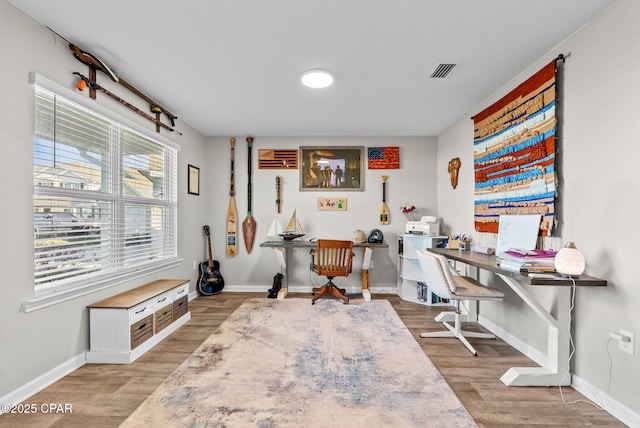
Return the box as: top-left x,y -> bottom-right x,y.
25,73 -> 182,312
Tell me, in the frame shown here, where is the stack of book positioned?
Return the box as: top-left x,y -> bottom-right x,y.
498,248 -> 557,273
417,282 -> 450,304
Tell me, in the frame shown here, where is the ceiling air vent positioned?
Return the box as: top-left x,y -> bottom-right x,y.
428,63 -> 458,79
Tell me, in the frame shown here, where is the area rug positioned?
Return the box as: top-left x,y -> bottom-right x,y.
121,298 -> 476,427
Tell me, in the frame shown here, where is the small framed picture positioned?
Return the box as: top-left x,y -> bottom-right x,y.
317,197 -> 348,211
188,164 -> 200,195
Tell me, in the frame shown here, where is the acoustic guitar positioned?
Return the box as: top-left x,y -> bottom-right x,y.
198,225 -> 224,295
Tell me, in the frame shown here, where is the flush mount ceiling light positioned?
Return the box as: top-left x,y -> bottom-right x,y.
301,69 -> 334,88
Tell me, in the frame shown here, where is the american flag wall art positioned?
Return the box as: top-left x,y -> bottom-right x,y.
258,149 -> 298,169
367,146 -> 400,169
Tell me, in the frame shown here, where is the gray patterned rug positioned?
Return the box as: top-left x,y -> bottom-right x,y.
121,298 -> 476,427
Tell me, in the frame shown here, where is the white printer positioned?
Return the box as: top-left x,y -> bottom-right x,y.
406,216 -> 440,236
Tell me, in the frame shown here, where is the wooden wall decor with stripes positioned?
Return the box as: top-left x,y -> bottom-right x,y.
258,149 -> 298,169
473,59 -> 560,236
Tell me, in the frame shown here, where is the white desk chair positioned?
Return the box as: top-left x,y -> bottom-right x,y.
417,248 -> 504,356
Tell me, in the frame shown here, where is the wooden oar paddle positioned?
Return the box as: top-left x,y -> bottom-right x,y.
226,138 -> 238,256
379,175 -> 389,225
242,137 -> 257,253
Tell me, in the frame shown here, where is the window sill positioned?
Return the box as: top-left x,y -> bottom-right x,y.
22,258 -> 183,313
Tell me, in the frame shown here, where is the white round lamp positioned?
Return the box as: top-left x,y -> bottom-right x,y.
554,242 -> 585,277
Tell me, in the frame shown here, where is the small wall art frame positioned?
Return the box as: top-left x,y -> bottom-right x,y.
299,146 -> 364,191
188,164 -> 200,195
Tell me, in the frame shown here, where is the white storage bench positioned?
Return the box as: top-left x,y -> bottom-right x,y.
87,279 -> 191,364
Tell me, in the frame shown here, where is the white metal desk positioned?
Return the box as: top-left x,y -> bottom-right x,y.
260,239 -> 389,301
429,248 -> 607,387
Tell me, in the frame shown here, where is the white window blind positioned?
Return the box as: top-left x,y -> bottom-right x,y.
33,86 -> 178,293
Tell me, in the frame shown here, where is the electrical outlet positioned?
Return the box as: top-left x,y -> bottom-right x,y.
192,260 -> 197,270
619,329 -> 634,355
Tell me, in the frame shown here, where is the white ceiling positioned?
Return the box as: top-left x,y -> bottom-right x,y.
9,0 -> 615,137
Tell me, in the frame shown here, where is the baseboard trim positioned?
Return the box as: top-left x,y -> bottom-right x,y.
220,284 -> 273,293
571,373 -> 639,427
221,284 -> 399,295
0,353 -> 85,414
479,315 -> 635,426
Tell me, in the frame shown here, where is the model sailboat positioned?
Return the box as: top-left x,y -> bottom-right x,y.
266,217 -> 283,241
279,209 -> 305,241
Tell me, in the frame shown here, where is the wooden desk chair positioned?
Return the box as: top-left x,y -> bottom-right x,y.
310,239 -> 355,305
416,248 -> 505,356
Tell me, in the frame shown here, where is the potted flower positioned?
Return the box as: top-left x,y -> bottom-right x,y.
401,204 -> 417,221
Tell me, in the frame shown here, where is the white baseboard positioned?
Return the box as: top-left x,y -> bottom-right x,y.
0,353 -> 85,414
371,287 -> 399,294
479,315 -> 636,426
571,373 -> 639,427
221,284 -> 399,295
221,284 -> 273,293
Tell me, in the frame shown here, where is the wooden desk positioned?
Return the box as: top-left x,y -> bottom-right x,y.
260,240 -> 389,301
428,248 -> 606,387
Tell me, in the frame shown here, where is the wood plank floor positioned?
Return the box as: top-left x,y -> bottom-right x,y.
0,292 -> 624,427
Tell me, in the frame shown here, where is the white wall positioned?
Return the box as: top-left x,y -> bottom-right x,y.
0,0 -> 208,398
205,136 -> 437,292
438,0 -> 639,420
